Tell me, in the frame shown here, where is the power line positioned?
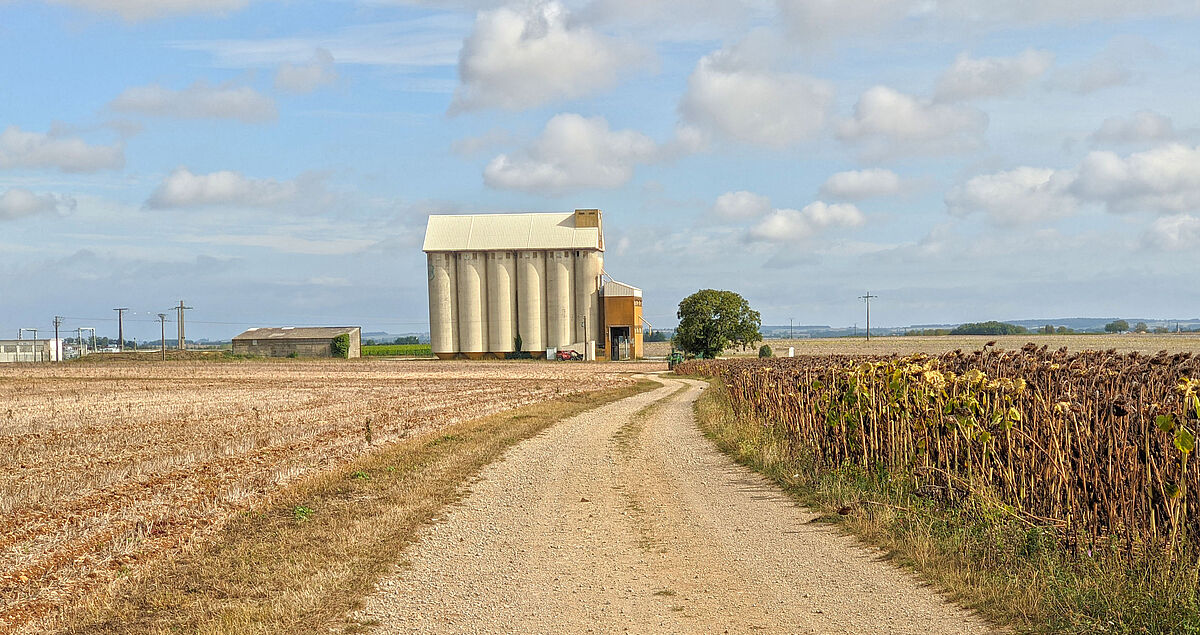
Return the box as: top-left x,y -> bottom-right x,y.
176,301 -> 193,350
113,308 -> 128,352
157,313 -> 167,361
859,292 -> 878,341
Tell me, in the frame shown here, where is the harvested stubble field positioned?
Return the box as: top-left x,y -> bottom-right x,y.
645,333 -> 1200,358
0,358 -> 653,632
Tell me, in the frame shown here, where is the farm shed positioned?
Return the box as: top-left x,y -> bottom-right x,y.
231,327 -> 361,358
423,209 -> 645,360
0,339 -> 62,363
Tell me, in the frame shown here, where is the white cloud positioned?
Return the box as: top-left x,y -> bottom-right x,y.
1142,214 -> 1200,251
776,0 -> 1199,40
274,48 -> 338,94
110,81 -> 277,123
946,167 -> 1076,225
1050,58 -> 1133,95
748,201 -> 865,242
838,86 -> 988,157
934,49 -> 1054,101
713,190 -> 772,220
46,0 -> 250,21
483,113 -> 659,193
776,0 -> 909,42
946,144 -> 1200,223
819,169 -> 903,200
0,126 -> 124,173
171,15 -> 467,69
1072,144 -> 1200,214
451,1 -> 651,112
147,168 -> 304,209
679,48 -> 834,148
1090,111 -> 1178,145
0,188 -> 76,220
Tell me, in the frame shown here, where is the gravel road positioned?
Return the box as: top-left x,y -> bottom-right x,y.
354,374 -> 994,634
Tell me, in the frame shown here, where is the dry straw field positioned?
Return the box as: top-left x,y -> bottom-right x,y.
0,359 -> 648,631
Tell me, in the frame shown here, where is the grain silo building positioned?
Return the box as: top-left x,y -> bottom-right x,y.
423,209 -> 640,360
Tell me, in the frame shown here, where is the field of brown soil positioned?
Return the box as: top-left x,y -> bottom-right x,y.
0,358 -> 655,632
645,333 -> 1200,357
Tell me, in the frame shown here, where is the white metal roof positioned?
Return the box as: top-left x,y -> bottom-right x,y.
422,212 -> 603,252
602,280 -> 641,297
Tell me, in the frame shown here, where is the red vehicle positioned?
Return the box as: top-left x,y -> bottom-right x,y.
555,349 -> 583,361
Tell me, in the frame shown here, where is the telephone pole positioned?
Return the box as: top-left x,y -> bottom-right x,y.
176,301 -> 193,350
113,308 -> 128,352
53,316 -> 62,362
859,292 -> 878,341
157,313 -> 168,361
789,318 -> 794,340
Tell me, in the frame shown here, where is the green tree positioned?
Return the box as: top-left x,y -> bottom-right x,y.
673,289 -> 762,358
758,344 -> 774,358
950,321 -> 1029,336
1105,320 -> 1130,333
331,334 -> 351,358
1135,322 -> 1149,333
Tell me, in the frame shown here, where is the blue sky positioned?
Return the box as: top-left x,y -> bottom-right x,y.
2,0 -> 1199,341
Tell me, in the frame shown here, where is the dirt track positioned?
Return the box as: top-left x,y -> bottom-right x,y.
355,375 -> 993,634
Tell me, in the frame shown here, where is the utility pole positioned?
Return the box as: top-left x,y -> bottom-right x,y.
53,316 -> 62,362
157,313 -> 168,361
859,292 -> 878,341
789,318 -> 794,340
176,301 -> 193,350
113,308 -> 128,352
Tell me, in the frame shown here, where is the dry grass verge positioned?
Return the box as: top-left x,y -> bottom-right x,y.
46,380 -> 656,634
693,378 -> 1200,633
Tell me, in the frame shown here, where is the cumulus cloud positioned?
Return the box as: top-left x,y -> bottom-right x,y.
946,167 -> 1076,225
713,190 -> 772,220
483,114 -> 661,193
1049,58 -> 1133,95
776,0 -> 1199,40
748,201 -> 865,242
274,48 -> 338,94
0,126 -> 124,173
776,0 -> 909,42
110,81 -> 277,123
934,49 -> 1054,101
46,0 -> 250,21
947,144 -> 1200,223
819,169 -> 903,200
679,48 -> 834,148
147,167 -> 311,209
0,188 -> 76,220
838,86 -> 988,158
1090,111 -> 1178,145
1072,144 -> 1200,214
451,1 -> 651,112
1142,214 -> 1200,251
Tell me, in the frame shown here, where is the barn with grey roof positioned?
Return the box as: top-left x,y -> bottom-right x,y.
231,326 -> 361,358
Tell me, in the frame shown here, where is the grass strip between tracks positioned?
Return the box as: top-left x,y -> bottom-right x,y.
54,379 -> 658,634
692,377 -> 1200,633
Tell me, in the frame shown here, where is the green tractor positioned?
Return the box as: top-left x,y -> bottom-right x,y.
666,350 -> 684,370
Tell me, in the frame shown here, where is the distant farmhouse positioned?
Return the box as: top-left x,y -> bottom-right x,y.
0,339 -> 62,363
232,327 -> 361,358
